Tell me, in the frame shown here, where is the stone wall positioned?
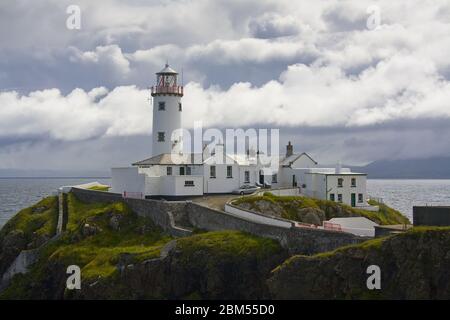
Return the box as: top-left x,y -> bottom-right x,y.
70,188 -> 365,255
185,203 -> 364,255
71,188 -> 191,237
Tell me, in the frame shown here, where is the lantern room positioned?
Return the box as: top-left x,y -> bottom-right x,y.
151,63 -> 183,96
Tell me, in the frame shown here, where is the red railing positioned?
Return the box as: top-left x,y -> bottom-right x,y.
323,222 -> 342,232
151,85 -> 183,96
123,191 -> 143,199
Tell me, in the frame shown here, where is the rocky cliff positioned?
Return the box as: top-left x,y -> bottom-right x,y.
0,193 -> 286,299
1,193 -> 447,299
268,227 -> 450,299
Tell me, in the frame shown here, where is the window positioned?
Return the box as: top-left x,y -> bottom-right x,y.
186,166 -> 191,175
178,102 -> 182,111
166,167 -> 172,176
210,166 -> 216,178
272,173 -> 278,183
227,166 -> 233,178
158,101 -> 165,110
351,178 -> 356,187
330,193 -> 335,201
179,167 -> 185,175
358,193 -> 364,203
337,194 -> 343,203
157,132 -> 165,142
184,180 -> 194,187
337,178 -> 344,188
244,171 -> 250,183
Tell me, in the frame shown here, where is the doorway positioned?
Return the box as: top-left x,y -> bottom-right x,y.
351,193 -> 356,207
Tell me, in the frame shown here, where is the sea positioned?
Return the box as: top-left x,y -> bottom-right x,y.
1,178 -> 450,228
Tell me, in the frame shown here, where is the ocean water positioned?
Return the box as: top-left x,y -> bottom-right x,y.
0,178 -> 449,228
0,178 -> 111,228
367,179 -> 450,221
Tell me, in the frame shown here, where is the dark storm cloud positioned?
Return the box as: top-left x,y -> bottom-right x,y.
1,0 -> 450,170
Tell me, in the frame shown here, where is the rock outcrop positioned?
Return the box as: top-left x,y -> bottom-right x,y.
268,227 -> 450,299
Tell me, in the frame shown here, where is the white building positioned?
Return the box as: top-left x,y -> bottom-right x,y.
111,64 -> 371,208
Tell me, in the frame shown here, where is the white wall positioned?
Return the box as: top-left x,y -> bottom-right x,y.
325,175 -> 367,207
152,94 -> 183,155
203,163 -> 240,193
111,167 -> 145,195
225,204 -> 292,228
159,175 -> 203,196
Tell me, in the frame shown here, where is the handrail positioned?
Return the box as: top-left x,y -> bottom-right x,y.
151,85 -> 183,96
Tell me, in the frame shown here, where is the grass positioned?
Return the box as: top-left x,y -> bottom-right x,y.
88,185 -> 110,192
233,193 -> 410,225
55,193 -> 172,279
177,230 -> 281,259
0,196 -> 58,242
1,193 -> 286,299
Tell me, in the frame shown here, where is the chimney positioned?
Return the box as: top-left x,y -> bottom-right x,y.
335,161 -> 342,174
286,141 -> 293,157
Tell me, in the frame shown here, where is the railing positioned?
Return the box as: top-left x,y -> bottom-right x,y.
323,221 -> 342,231
151,85 -> 183,95
123,191 -> 143,199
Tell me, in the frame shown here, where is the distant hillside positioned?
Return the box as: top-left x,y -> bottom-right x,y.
0,169 -> 110,178
350,157 -> 450,179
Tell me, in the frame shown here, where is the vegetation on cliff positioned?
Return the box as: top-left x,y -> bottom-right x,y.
268,226 -> 450,299
0,196 -> 58,277
0,193 -> 286,299
233,193 -> 409,226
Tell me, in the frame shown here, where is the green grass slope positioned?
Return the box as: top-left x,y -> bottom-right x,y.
1,193 -> 286,299
233,193 -> 409,225
268,226 -> 450,299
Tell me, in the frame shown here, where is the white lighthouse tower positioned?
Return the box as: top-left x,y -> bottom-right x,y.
151,63 -> 184,156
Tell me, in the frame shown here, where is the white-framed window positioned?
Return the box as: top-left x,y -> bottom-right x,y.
330,193 -> 335,201
244,171 -> 250,183
157,132 -> 165,142
184,180 -> 194,187
166,167 -> 172,175
158,101 -> 165,110
226,166 -> 232,178
186,166 -> 191,175
179,167 -> 185,175
210,166 -> 216,178
337,194 -> 343,203
358,193 -> 364,203
337,178 -> 344,188
351,178 -> 356,187
272,173 -> 278,183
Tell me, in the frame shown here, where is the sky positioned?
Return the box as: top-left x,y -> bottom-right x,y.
1,0 -> 450,171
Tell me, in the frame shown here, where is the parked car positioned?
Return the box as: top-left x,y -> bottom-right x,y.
232,185 -> 261,195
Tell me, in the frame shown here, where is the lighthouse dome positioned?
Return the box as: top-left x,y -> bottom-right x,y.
157,63 -> 178,74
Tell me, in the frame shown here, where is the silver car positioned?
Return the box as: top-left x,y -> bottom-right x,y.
232,185 -> 260,195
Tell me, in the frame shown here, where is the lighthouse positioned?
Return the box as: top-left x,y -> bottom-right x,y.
151,63 -> 184,156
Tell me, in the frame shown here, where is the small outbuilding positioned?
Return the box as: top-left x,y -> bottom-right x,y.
326,217 -> 379,237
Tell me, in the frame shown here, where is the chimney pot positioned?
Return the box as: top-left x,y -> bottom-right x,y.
286,141 -> 293,157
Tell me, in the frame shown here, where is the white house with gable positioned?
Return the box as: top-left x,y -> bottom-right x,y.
111,64 -> 371,208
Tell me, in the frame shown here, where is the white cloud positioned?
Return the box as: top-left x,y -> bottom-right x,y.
0,86 -> 149,141
2,0 -> 450,167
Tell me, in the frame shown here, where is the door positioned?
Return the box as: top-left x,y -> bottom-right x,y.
259,170 -> 264,185
292,175 -> 297,187
351,193 -> 356,207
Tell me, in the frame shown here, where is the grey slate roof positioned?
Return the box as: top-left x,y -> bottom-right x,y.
280,152 -> 318,167
132,153 -> 203,166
